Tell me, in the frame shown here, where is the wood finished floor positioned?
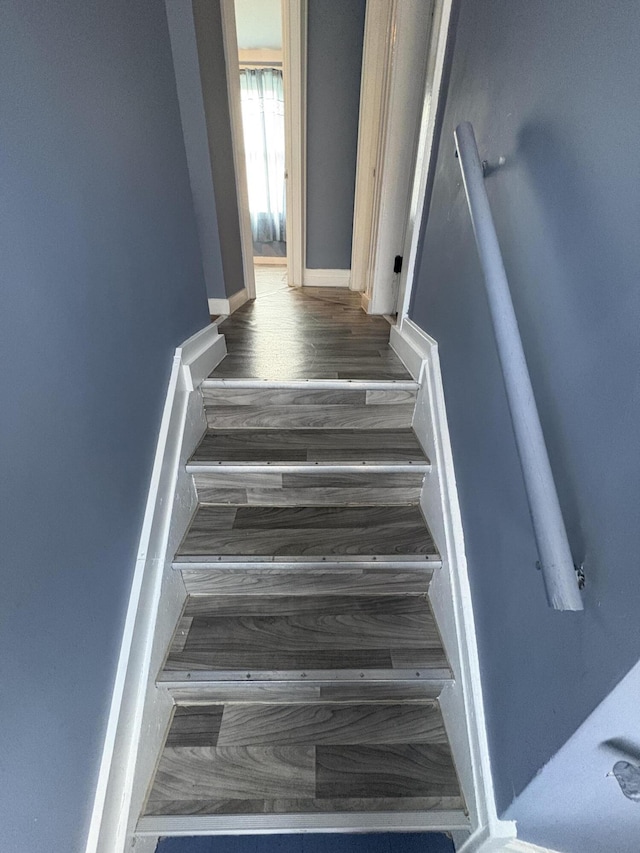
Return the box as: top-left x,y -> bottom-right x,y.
163,593 -> 449,674
209,286 -> 411,381
190,428 -> 428,464
146,284 -> 464,825
176,505 -> 437,560
144,702 -> 463,816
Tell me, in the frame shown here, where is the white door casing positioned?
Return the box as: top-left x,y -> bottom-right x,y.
352,0 -> 435,317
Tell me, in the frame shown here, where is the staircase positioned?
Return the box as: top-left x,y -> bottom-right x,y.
136,291 -> 469,837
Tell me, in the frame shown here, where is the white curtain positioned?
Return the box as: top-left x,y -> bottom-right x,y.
239,68 -> 286,244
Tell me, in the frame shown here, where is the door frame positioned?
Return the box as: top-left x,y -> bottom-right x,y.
219,0 -> 256,300
351,0 -> 453,318
394,0 -> 455,322
282,0 -> 307,288
220,0 -> 306,290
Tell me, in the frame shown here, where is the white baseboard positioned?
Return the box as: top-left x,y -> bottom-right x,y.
208,286 -> 249,316
178,322 -> 227,391
391,316 -> 516,850
85,324 -> 226,853
303,268 -> 351,288
389,317 -> 430,380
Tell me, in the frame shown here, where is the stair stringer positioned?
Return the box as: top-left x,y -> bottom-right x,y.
391,317 -> 517,851
84,323 -> 226,853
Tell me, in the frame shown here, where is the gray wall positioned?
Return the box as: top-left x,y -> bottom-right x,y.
410,0 -> 640,848
193,0 -> 246,298
306,0 -> 366,269
0,2 -> 210,852
167,0 -> 227,300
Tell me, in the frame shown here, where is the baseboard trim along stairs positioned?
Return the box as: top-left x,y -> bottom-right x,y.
86,307 -> 528,853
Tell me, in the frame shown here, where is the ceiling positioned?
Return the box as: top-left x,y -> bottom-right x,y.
234,0 -> 282,50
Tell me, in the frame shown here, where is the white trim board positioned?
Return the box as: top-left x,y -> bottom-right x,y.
390,316 -> 517,851
303,268 -> 351,288
282,0 -> 307,288
84,323 -> 226,853
396,0 -> 455,320
351,0 -> 434,315
207,287 -> 249,317
220,0 -> 257,300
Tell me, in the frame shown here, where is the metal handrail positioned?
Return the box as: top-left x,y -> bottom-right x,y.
454,121 -> 583,611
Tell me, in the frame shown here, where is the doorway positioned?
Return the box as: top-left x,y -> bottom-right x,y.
235,1 -> 287,283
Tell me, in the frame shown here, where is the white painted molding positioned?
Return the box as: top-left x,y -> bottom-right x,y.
303,268 -> 351,288
350,0 -> 394,295
352,0 -> 434,314
84,325 -> 225,853
389,316 -> 430,379
220,0 -> 256,300
391,317 -> 517,851
396,0 -> 455,320
178,321 -> 227,391
282,0 -> 307,288
207,286 -> 249,318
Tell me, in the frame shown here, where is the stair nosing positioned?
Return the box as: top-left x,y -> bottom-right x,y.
137,810 -> 470,835
201,378 -> 418,390
158,669 -> 452,685
172,557 -> 441,569
187,461 -> 429,472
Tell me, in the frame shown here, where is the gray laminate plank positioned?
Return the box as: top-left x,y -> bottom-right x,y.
148,745 -> 315,801
144,798 -> 266,816
194,472 -> 284,489
281,473 -> 425,488
315,744 -> 460,798
230,505 -> 424,530
144,795 -> 465,816
164,649 -> 395,671
179,505 -> 436,557
216,702 -> 447,746
262,796 -> 465,813
178,525 -> 435,557
317,684 -> 443,702
204,405 -> 415,430
182,593 -> 435,619
191,429 -> 427,464
171,617 -> 193,653
166,706 -> 224,747
180,569 -> 431,596
198,487 -> 421,507
202,389 -> 368,406
365,389 -> 417,405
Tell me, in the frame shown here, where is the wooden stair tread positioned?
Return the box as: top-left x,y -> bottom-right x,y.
142,701 -> 463,818
189,428 -> 429,465
176,505 -> 438,559
162,593 -> 449,675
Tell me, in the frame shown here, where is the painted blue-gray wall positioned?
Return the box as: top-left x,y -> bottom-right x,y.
0,2 -> 210,852
192,0 -> 246,298
410,0 -> 640,847
306,0 -> 366,270
166,0 -> 227,300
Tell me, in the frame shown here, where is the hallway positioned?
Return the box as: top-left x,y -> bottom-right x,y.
212,275 -> 412,381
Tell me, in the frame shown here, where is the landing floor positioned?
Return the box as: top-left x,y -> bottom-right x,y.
210,283 -> 409,381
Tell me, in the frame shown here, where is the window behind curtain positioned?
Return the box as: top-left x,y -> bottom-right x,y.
239,68 -> 286,248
